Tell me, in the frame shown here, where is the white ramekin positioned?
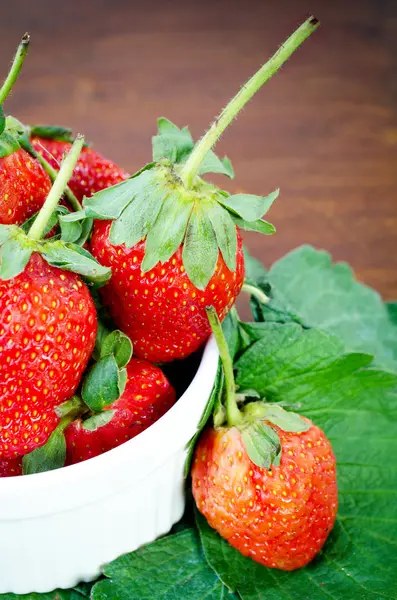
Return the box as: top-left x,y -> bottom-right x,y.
0,337 -> 218,594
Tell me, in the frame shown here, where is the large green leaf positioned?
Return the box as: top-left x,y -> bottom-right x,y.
250,245 -> 397,368
91,529 -> 237,600
0,588 -> 88,600
214,321 -> 397,599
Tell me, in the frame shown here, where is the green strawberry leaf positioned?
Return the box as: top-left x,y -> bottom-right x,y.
0,224 -> 18,244
0,590 -> 89,600
240,421 -> 281,469
118,367 -> 127,396
0,236 -> 33,279
241,401 -> 311,434
40,241 -> 111,287
82,410 -> 116,431
109,170 -> 165,248
59,216 -> 82,243
198,151 -> 235,179
152,118 -> 194,163
22,428 -> 66,475
100,330 -> 133,369
232,215 -> 275,234
207,201 -> 237,272
91,529 -> 237,600
250,246 -> 397,369
140,191 -> 193,272
182,206 -> 218,290
0,129 -> 20,158
83,165 -> 156,221
386,301 -> 397,325
29,124 -> 75,143
153,118 -> 234,178
82,355 -> 121,412
219,189 -> 279,222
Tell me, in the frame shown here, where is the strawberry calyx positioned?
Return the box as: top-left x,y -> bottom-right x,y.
0,136 -> 111,286
67,17 -> 318,291
21,323 -> 134,474
81,327 -> 132,413
29,124 -> 75,144
22,395 -> 88,475
206,306 -> 310,469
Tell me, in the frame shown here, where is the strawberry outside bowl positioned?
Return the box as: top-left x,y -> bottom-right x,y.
0,336 -> 218,595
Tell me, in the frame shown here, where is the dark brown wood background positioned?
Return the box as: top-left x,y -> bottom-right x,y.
1,0 -> 396,299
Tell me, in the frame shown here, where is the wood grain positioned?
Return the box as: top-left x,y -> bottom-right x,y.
1,0 -> 396,300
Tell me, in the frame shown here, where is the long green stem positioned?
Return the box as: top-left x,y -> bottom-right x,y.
0,33 -> 30,104
35,151 -> 82,211
206,306 -> 242,427
28,135 -> 84,240
180,16 -> 319,188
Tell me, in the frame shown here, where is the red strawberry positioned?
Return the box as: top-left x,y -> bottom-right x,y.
192,422 -> 338,571
0,455 -> 22,477
65,358 -> 175,464
190,306 -> 337,571
0,148 -> 52,225
0,253 -> 97,458
90,222 -> 244,363
86,20 -> 318,363
31,138 -> 129,201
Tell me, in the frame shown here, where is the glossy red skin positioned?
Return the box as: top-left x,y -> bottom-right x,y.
65,358 -> 176,464
192,422 -> 338,571
0,254 -> 97,458
31,138 -> 129,200
0,456 -> 22,477
90,222 -> 245,363
0,148 -> 52,225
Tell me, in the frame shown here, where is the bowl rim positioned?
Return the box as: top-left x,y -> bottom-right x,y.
0,336 -> 218,519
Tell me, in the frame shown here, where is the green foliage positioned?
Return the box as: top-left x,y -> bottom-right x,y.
247,245 -> 397,368
91,529 -> 237,600
22,428 -> 66,475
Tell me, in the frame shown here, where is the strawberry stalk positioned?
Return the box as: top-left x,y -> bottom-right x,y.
206,306 -> 242,427
33,148 -> 82,212
0,33 -> 30,104
180,16 -> 319,188
242,282 -> 270,304
27,135 -> 84,240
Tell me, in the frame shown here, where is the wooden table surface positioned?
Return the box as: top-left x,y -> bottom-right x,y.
1,0 -> 396,300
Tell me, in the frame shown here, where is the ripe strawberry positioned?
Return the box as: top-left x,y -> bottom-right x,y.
31,138 -> 129,201
190,306 -> 337,571
0,137 -> 108,460
65,358 -> 175,464
0,253 -> 97,458
86,20 -> 318,362
90,222 -> 244,363
0,455 -> 22,477
192,422 -> 338,571
0,148 -> 52,225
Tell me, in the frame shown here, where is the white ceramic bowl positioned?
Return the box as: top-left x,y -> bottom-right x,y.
0,337 -> 218,595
